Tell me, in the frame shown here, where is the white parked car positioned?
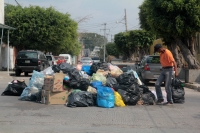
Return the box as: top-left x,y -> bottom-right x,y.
59,54 -> 72,65
45,55 -> 57,66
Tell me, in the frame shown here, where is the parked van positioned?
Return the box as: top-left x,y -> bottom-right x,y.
59,54 -> 72,65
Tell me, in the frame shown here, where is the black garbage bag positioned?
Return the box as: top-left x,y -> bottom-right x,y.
172,86 -> 185,103
69,78 -> 90,91
113,84 -> 130,92
127,83 -> 140,105
116,73 -> 136,86
99,62 -> 109,71
90,62 -> 99,73
91,62 -> 109,73
106,74 -> 118,88
171,78 -> 185,103
67,90 -> 94,107
79,78 -> 90,91
59,62 -> 73,74
68,68 -> 82,81
138,85 -> 151,94
92,93 -> 97,106
117,89 -> 130,104
142,92 -> 156,105
52,65 -> 60,73
1,80 -> 27,96
128,94 -> 140,105
127,83 -> 140,95
69,79 -> 80,88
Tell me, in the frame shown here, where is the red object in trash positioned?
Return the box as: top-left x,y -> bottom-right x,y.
54,56 -> 66,65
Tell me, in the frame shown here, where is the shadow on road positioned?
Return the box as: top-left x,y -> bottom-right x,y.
9,72 -> 32,78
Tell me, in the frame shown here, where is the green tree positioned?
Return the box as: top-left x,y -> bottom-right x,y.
139,0 -> 200,69
106,42 -> 119,57
114,30 -> 155,60
4,4 -> 81,55
114,32 -> 129,58
129,30 -> 155,60
79,33 -> 104,51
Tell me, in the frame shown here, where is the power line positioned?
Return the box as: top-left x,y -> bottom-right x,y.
79,18 -> 124,27
100,23 -> 110,62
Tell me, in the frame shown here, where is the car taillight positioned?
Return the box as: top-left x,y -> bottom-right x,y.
90,61 -> 92,64
144,64 -> 150,71
38,61 -> 41,65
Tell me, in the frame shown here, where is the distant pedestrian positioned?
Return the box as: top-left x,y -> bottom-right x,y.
154,44 -> 178,105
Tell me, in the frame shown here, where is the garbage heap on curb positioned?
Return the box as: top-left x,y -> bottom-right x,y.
1,62 -> 185,108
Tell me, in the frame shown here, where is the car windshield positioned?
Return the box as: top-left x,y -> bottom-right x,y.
147,56 -> 160,63
46,56 -> 52,61
17,52 -> 38,59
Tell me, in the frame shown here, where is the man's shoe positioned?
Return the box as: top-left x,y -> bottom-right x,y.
163,101 -> 173,105
156,99 -> 164,105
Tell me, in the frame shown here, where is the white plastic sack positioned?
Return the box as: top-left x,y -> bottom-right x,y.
151,90 -> 167,103
41,66 -> 54,75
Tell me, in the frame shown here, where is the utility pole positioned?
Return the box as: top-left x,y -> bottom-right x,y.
124,9 -> 128,32
106,33 -> 109,43
111,34 -> 113,42
100,23 -> 109,62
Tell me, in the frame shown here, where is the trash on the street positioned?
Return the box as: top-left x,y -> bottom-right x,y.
1,61 -> 182,107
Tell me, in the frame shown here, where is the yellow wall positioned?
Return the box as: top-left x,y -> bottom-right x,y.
197,54 -> 200,63
149,39 -> 167,55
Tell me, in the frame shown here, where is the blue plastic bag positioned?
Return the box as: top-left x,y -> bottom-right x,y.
90,81 -> 102,89
97,86 -> 115,108
82,65 -> 93,76
20,70 -> 44,101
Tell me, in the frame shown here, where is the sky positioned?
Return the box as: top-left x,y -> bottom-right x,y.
4,0 -> 144,42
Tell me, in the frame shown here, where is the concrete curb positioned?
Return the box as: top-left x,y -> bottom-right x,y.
184,83 -> 200,92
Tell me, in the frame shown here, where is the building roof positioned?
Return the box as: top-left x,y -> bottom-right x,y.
0,23 -> 16,30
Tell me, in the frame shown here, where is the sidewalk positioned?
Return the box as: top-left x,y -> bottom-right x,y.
184,82 -> 200,92
0,71 -> 16,80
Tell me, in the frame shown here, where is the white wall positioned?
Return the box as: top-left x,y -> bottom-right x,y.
0,0 -> 4,24
1,45 -> 14,70
0,0 -> 14,70
0,0 -> 4,70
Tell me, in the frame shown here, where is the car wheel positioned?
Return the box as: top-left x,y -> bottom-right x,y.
24,72 -> 28,76
15,69 -> 21,76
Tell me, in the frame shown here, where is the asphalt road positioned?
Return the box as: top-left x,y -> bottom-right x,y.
0,72 -> 200,133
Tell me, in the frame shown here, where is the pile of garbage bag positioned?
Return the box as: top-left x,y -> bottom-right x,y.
2,61 -> 184,108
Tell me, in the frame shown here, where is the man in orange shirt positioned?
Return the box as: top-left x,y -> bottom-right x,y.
154,44 -> 178,105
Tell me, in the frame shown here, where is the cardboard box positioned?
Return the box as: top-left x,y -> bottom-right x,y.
41,90 -> 70,105
44,73 -> 65,92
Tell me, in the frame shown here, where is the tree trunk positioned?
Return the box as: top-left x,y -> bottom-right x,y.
189,36 -> 197,57
168,42 -> 184,68
175,38 -> 200,69
129,49 -> 134,61
138,48 -> 146,61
